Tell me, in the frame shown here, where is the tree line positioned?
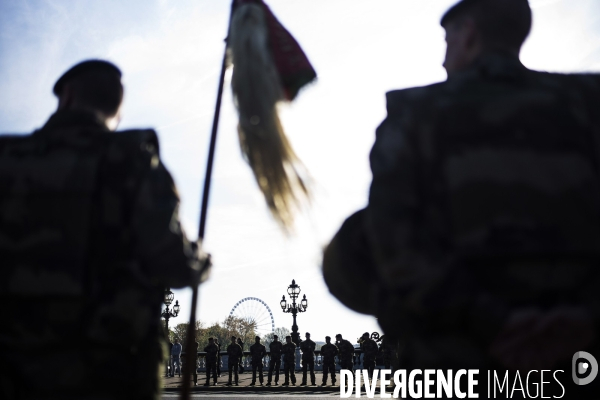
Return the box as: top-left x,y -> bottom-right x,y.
167,316 -> 291,351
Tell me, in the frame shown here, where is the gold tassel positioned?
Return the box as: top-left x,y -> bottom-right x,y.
229,3 -> 309,231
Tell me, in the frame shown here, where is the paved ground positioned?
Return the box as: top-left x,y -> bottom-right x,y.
163,370 -> 339,389
162,371 -> 342,398
162,396 -> 339,399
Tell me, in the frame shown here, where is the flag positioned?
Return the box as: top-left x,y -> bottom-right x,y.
229,0 -> 316,229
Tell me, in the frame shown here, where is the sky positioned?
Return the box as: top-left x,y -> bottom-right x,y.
1,0 -> 599,343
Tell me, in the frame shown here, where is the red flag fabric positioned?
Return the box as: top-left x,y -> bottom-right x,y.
234,0 -> 317,100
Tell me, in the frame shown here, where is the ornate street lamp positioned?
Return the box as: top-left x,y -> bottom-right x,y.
280,279 -> 308,345
161,288 -> 180,378
161,288 -> 180,334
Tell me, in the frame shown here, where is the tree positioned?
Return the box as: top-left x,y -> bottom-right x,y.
171,323 -> 188,345
223,315 -> 258,350
262,327 -> 291,349
169,321 -> 205,351
167,317 -> 257,351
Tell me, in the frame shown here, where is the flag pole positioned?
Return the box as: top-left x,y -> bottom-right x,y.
181,2 -> 235,398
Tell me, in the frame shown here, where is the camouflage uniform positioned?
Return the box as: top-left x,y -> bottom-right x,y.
336,338 -> 354,388
204,342 -> 219,385
281,342 -> 297,385
226,342 -> 243,385
379,335 -> 398,372
215,339 -> 222,376
360,337 -> 378,377
324,52 -> 600,395
336,339 -> 354,372
319,342 -> 338,385
0,110 -> 206,400
191,340 -> 199,386
267,340 -> 283,384
299,338 -> 316,385
249,342 -> 266,384
237,338 -> 245,373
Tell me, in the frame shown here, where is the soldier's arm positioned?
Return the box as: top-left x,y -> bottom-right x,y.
364,93 -> 508,343
130,142 -> 209,289
323,209 -> 379,315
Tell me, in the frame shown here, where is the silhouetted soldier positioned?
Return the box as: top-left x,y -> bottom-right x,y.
378,334 -> 398,373
299,332 -> 316,385
266,334 -> 283,386
203,337 -> 219,386
320,336 -> 338,386
167,340 -> 174,378
249,336 -> 267,385
171,338 -> 183,377
191,339 -> 200,386
214,338 -> 222,377
281,335 -> 297,386
0,60 -> 209,399
323,0 -> 600,397
360,332 -> 378,378
335,334 -> 354,387
237,337 -> 245,373
226,336 -> 243,386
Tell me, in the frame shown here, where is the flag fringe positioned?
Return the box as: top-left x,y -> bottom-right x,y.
230,2 -> 309,230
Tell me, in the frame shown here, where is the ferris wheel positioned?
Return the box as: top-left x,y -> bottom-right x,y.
229,297 -> 275,337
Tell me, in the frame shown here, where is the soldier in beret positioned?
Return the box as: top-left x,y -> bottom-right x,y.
320,336 -> 339,386
299,332 -> 316,386
281,336 -> 297,386
324,0 -> 600,396
203,337 -> 219,386
226,336 -> 243,386
266,334 -> 283,386
359,333 -> 378,379
0,59 -> 210,399
249,336 -> 267,385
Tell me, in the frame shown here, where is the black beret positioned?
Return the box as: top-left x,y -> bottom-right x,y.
53,59 -> 121,96
441,0 -> 530,26
441,0 -> 480,26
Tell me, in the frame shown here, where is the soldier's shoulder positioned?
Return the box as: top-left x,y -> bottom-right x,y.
0,134 -> 38,160
0,133 -> 31,144
114,128 -> 159,147
385,82 -> 446,115
109,128 -> 160,161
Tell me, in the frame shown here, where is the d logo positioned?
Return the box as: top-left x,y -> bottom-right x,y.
572,351 -> 598,386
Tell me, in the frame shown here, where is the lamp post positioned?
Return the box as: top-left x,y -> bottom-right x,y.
280,279 -> 308,345
161,288 -> 180,378
161,288 -> 180,335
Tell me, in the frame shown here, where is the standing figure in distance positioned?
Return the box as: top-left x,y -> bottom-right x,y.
226,336 -> 243,386
0,59 -> 210,400
360,332 -> 379,377
335,334 -> 355,388
323,0 -> 600,396
320,336 -> 339,386
266,334 -> 283,386
249,336 -> 267,385
191,339 -> 200,386
171,338 -> 183,378
360,333 -> 378,378
214,338 -> 222,377
237,337 -> 245,374
203,337 -> 219,386
167,340 -> 174,378
299,332 -> 316,385
281,335 -> 297,386
378,335 -> 398,376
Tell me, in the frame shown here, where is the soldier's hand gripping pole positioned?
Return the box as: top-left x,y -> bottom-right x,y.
181,3 -> 235,399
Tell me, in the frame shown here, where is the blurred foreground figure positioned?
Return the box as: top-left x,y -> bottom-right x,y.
0,60 -> 209,400
324,0 -> 600,396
